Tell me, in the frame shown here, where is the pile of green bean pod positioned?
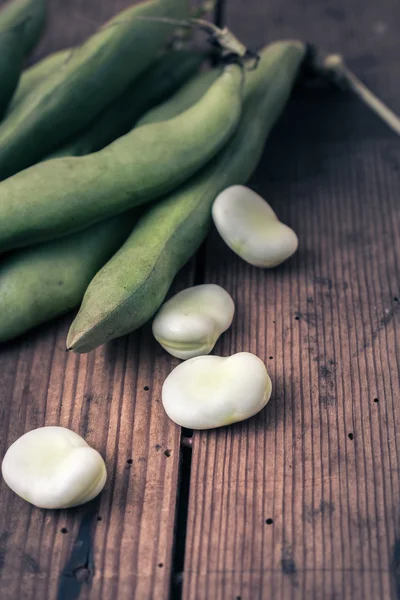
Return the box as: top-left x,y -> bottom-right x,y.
0,49 -> 206,342
0,62 -> 243,250
67,41 -> 306,353
0,0 -> 188,179
0,0 -> 307,350
0,0 -> 46,117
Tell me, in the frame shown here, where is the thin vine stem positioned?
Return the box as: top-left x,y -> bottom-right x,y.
321,53 -> 400,136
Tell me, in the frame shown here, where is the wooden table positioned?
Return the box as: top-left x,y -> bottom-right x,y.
1,1 -> 400,598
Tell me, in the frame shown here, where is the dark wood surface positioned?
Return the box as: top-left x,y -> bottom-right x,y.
0,0 -> 400,599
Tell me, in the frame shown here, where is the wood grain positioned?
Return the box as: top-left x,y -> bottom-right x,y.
183,1 -> 400,598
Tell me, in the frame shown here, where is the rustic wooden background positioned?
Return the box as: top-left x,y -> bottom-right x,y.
0,0 -> 400,599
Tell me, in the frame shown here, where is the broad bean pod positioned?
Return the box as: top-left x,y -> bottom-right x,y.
0,28 -> 24,118
7,47 -> 71,114
0,214 -> 136,343
136,67 -> 220,127
0,0 -> 46,55
0,63 -> 243,250
0,0 -> 188,179
0,0 -> 46,117
48,49 -> 205,159
67,40 -> 306,353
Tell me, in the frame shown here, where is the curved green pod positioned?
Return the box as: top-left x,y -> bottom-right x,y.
0,63 -> 243,251
0,214 -> 136,343
47,49 -> 205,159
0,28 -> 24,118
0,0 -> 46,55
7,48 -> 71,114
0,0 -> 188,179
0,0 -> 47,118
67,41 -> 306,353
136,67 -> 220,127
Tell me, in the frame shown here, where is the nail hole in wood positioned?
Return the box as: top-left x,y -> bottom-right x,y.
374,398 -> 379,403
164,449 -> 171,457
143,385 -> 149,391
295,316 -> 300,320
269,356 -> 273,360
394,297 -> 399,302
348,432 -> 354,440
127,458 -> 133,465
265,518 -> 273,525
158,563 -> 164,568
61,527 -> 68,534
97,516 -> 102,521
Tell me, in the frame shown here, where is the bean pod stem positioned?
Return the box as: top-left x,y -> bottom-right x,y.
137,15 -> 259,66
309,47 -> 400,136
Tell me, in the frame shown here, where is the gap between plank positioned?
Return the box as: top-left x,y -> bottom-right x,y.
169,428 -> 194,599
167,244 -> 208,598
168,2 -> 226,597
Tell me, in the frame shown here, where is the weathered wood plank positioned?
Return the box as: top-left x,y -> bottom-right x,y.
183,135 -> 400,600
1,0 -> 400,599
183,1 -> 400,598
0,311 -> 185,599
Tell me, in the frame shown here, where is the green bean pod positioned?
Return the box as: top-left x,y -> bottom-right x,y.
0,27 -> 24,118
0,0 -> 46,55
0,0 -> 188,179
0,63 -> 243,251
47,49 -> 205,159
67,40 -> 306,353
0,214 -> 136,343
0,0 -> 46,117
136,67 -> 220,126
7,47 -> 71,114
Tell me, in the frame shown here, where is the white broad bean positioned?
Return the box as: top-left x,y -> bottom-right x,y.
152,284 -> 234,360
1,426 -> 107,509
162,352 -> 272,429
212,185 -> 298,267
